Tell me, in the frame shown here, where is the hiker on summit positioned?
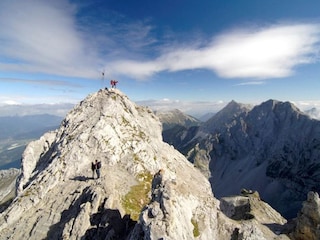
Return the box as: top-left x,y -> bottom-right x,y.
110,80 -> 118,88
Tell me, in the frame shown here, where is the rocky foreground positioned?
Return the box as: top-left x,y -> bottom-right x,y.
0,89 -> 318,239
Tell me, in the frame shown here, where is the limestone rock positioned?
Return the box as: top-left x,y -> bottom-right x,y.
220,190 -> 289,239
220,195 -> 252,220
0,89 -> 293,239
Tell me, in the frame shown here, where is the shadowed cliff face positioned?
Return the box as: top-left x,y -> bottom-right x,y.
167,99 -> 320,219
0,89 -> 290,240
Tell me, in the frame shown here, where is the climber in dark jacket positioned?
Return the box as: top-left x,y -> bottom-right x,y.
95,160 -> 101,178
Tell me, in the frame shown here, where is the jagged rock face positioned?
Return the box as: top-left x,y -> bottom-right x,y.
220,195 -> 252,220
0,89 -> 289,240
172,99 -> 320,219
220,191 -> 288,233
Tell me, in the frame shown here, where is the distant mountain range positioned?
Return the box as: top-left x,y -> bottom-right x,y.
155,109 -> 201,130
160,99 -> 320,219
0,114 -> 62,169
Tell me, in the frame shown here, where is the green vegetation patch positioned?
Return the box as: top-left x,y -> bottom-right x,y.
122,171 -> 153,221
191,217 -> 200,238
133,153 -> 140,162
121,116 -> 129,125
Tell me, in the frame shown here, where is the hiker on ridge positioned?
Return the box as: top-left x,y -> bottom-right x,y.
95,159 -> 101,179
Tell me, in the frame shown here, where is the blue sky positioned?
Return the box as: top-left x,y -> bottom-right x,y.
0,0 -> 320,116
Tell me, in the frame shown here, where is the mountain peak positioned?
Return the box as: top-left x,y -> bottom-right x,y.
0,89 -> 292,239
260,99 -> 301,112
17,88 -> 163,194
252,99 -> 307,123
201,100 -> 251,133
222,100 -> 251,113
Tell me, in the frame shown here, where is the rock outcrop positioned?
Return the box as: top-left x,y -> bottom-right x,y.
0,89 -> 290,239
290,192 -> 320,240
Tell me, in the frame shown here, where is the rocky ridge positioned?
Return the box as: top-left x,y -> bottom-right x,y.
0,89 -> 290,239
168,99 -> 320,219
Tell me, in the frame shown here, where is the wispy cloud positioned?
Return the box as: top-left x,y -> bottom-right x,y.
0,102 -> 75,116
234,81 -> 266,86
0,77 -> 82,87
108,23 -> 320,80
0,0 -> 100,78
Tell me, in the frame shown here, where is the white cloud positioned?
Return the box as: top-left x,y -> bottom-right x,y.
2,100 -> 21,105
209,24 -> 320,78
108,60 -> 161,79
292,100 -> 320,110
0,0 -> 100,78
109,23 -> 320,80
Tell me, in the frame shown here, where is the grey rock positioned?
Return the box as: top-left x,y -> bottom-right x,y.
220,195 -> 251,220
0,89 -> 291,240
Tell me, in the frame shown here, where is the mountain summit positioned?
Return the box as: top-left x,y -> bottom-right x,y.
201,100 -> 251,133
0,89 -> 288,239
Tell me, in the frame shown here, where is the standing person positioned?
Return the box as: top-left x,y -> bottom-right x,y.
110,80 -> 118,88
91,161 -> 96,179
95,160 -> 101,179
